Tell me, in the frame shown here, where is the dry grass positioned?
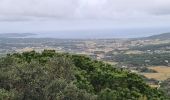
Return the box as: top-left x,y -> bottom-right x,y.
149,84 -> 159,88
104,61 -> 117,65
141,66 -> 170,81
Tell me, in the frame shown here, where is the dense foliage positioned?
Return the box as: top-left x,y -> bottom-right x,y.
160,78 -> 170,99
0,50 -> 166,100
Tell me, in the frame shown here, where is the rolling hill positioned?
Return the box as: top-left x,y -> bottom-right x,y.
143,33 -> 170,40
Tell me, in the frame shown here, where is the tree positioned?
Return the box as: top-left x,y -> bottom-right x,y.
0,50 -> 167,99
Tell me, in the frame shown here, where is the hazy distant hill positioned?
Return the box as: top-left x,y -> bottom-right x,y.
0,33 -> 36,38
143,33 -> 170,40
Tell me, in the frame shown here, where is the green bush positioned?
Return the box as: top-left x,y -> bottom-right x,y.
0,50 -> 167,99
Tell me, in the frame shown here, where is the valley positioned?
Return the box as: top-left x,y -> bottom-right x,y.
1,32 -> 170,99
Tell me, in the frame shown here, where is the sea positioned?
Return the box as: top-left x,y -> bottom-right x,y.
20,27 -> 170,39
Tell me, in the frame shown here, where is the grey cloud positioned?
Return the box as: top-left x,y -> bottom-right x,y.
0,0 -> 170,21
152,9 -> 170,15
150,7 -> 170,15
146,0 -> 170,15
0,0 -> 79,20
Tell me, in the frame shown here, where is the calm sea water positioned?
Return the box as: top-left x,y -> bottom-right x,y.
28,28 -> 170,39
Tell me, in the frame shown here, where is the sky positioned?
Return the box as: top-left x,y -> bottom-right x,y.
0,0 -> 170,37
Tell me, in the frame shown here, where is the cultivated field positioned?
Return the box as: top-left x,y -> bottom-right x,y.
141,66 -> 170,81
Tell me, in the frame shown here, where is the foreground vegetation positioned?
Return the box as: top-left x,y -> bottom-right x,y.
160,78 -> 170,99
0,50 -> 167,100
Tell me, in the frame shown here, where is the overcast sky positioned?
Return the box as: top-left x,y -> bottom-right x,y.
0,0 -> 170,34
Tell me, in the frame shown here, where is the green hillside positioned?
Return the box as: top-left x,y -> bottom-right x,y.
141,33 -> 170,40
0,50 -> 167,100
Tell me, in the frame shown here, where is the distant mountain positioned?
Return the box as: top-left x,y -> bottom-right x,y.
143,33 -> 170,40
0,33 -> 36,38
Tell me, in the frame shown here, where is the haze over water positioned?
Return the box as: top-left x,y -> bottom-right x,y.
31,27 -> 170,39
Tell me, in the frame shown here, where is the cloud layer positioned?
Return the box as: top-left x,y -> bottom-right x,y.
0,0 -> 170,21
1,0 -> 170,33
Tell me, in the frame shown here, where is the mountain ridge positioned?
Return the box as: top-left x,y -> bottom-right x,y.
142,32 -> 170,40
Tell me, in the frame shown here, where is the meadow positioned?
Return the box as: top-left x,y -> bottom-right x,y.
142,66 -> 170,81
